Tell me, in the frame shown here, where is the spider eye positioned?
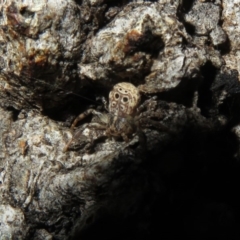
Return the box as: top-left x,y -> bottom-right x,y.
123,97 -> 128,102
115,93 -> 119,99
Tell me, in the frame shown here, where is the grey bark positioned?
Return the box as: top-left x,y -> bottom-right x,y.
0,0 -> 239,239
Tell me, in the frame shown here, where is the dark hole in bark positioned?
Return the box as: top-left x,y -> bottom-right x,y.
156,75 -> 201,108
177,0 -> 196,35
179,0 -> 195,14
198,61 -> 218,117
6,106 -> 20,121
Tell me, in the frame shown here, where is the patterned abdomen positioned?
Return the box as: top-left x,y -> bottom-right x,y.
108,82 -> 141,117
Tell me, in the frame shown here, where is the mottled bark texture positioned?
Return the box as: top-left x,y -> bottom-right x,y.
1,0 -> 240,239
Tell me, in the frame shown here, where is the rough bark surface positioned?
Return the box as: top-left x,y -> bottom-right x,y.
1,0 -> 240,239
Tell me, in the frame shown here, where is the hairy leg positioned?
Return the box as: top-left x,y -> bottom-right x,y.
64,122 -> 107,152
71,109 -> 103,130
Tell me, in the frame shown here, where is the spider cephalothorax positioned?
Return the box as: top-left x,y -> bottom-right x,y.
64,82 -> 165,152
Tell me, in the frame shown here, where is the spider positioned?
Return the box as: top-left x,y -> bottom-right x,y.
63,82 -> 167,152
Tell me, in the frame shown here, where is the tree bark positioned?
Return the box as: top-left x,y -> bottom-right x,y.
1,0 -> 240,239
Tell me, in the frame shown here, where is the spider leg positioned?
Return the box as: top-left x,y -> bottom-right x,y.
136,110 -> 164,121
121,132 -> 130,142
63,138 -> 76,152
71,109 -> 102,130
101,96 -> 108,111
64,122 -> 107,152
137,117 -> 169,132
136,96 -> 157,114
86,122 -> 107,129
